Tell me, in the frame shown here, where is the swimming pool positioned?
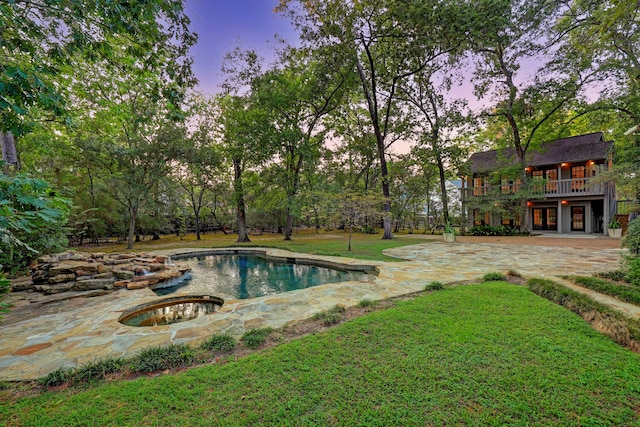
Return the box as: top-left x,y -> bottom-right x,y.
152,254 -> 375,299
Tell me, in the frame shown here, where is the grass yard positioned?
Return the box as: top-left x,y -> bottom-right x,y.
2,282 -> 640,426
78,230 -> 437,262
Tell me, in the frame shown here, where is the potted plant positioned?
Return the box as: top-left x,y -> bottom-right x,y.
443,221 -> 456,242
608,218 -> 622,238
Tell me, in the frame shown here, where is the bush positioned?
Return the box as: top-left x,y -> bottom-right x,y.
424,281 -> 444,291
470,225 -> 519,236
73,358 -> 126,383
0,174 -> 70,274
572,275 -> 640,304
595,270 -> 626,281
39,367 -> 72,387
313,305 -> 348,325
482,272 -> 506,282
623,217 -> 640,256
129,344 -> 198,373
0,274 -> 9,323
625,256 -> 640,287
240,328 -> 273,349
200,334 -> 237,352
357,299 -> 377,308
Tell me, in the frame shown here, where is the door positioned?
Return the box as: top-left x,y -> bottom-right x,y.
532,208 -> 557,230
571,206 -> 585,231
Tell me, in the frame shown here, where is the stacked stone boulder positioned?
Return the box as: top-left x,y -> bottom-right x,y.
22,251 -> 191,294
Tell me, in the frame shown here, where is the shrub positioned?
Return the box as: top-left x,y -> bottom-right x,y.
0,174 -> 71,275
507,269 -> 522,278
470,225 -> 519,236
623,217 -> 640,256
482,272 -> 506,282
200,334 -> 236,352
595,270 -> 626,281
424,281 -> 444,291
625,256 -> 640,287
129,344 -> 198,373
572,275 -> 640,304
0,273 -> 9,323
73,358 -> 126,383
357,299 -> 377,308
39,367 -> 72,387
240,328 -> 273,349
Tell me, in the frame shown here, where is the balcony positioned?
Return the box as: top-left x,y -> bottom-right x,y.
465,177 -> 605,200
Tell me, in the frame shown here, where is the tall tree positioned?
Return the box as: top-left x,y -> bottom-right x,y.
253,48 -> 348,240
277,0 -> 468,239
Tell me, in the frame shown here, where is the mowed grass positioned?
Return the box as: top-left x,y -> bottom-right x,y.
3,282 -> 640,426
81,230 -> 437,261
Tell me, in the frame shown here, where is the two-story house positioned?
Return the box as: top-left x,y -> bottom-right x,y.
461,132 -> 615,235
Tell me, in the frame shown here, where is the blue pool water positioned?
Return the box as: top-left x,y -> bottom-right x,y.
153,254 -> 374,299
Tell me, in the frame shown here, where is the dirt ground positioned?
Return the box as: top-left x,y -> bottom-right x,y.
453,234 -> 623,250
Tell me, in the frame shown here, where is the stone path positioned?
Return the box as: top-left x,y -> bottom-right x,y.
0,241 -> 630,381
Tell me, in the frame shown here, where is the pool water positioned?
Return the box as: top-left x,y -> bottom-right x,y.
153,254 -> 373,299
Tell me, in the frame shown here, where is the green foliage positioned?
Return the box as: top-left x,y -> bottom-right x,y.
0,273 -> 9,322
312,304 -> 346,325
73,358 -> 127,384
357,299 -> 378,308
200,334 -> 237,353
596,270 -> 626,282
128,344 -> 198,374
38,367 -> 72,388
0,173 -> 70,273
483,272 -> 506,282
470,225 -> 519,236
0,0 -> 196,135
424,281 -> 444,291
608,218 -> 622,229
571,275 -> 640,304
444,221 -> 455,235
240,328 -> 273,349
623,217 -> 640,257
625,257 -> 640,287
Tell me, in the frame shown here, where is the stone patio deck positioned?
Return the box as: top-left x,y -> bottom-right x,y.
0,241 -> 629,381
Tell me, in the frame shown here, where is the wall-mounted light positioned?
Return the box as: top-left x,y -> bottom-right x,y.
561,200 -> 568,205
527,201 -> 532,207
561,163 -> 568,167
524,167 -> 531,172
587,160 -> 595,165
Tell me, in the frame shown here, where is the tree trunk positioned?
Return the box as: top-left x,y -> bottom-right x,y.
1,131 -> 19,173
127,206 -> 137,249
233,158 -> 251,243
195,206 -> 201,240
436,153 -> 450,224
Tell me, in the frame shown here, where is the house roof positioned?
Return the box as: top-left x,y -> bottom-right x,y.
467,132 -> 613,174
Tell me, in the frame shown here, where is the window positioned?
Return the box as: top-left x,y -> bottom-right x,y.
473,176 -> 488,196
572,166 -> 585,191
474,210 -> 490,226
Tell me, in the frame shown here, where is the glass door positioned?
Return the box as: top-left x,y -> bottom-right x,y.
571,206 -> 585,231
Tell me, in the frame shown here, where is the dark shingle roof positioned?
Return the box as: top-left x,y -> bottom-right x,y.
467,132 -> 613,174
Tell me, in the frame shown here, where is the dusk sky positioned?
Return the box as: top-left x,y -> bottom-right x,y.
184,0 -> 297,94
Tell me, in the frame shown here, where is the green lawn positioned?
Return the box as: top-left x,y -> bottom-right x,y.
83,230 -> 437,261
2,282 -> 640,426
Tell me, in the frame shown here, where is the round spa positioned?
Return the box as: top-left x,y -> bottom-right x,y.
118,295 -> 224,327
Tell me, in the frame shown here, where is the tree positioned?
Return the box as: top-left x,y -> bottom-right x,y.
170,95 -> 227,240
253,47 -> 349,240
277,0 -> 469,239
557,0 -> 640,209
0,0 -> 196,136
398,57 -> 471,225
